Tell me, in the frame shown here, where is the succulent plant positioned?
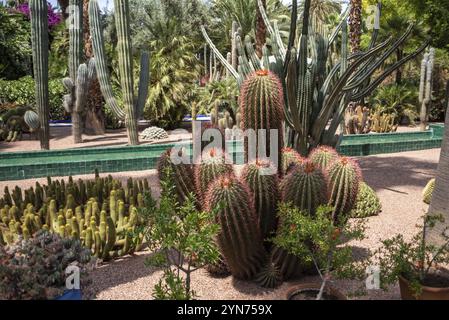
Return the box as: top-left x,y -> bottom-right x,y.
205,254 -> 231,277
240,70 -> 284,172
29,0 -> 50,150
157,148 -> 196,205
254,260 -> 283,288
240,161 -> 279,241
327,157 -> 362,222
280,160 -> 328,215
140,127 -> 169,141
309,146 -> 339,171
270,246 -> 305,280
194,148 -> 234,203
204,175 -> 266,279
350,182 -> 382,218
23,110 -> 40,132
423,178 -> 435,205
281,147 -> 304,176
202,0 -> 429,154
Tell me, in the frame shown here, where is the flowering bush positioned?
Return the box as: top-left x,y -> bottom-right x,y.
15,2 -> 62,28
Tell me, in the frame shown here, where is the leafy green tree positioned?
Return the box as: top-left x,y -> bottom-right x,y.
0,5 -> 31,79
138,169 -> 220,300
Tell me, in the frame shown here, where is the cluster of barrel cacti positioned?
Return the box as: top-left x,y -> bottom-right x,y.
202,0 -> 429,154
0,173 -> 149,260
157,144 -> 364,287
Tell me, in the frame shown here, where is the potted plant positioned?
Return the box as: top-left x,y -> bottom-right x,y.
273,204 -> 368,300
374,214 -> 449,300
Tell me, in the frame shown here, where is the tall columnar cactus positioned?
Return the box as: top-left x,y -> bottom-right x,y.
29,0 -> 50,150
157,149 -> 196,205
309,146 -> 339,171
204,175 -> 266,279
419,48 -> 435,131
281,147 -> 304,176
201,0 -> 429,155
240,70 -> 284,172
241,161 -> 280,241
89,0 -> 150,145
327,157 -> 362,222
194,148 -> 234,203
280,160 -> 328,215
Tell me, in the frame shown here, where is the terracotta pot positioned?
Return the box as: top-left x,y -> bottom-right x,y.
399,276 -> 449,300
285,283 -> 347,301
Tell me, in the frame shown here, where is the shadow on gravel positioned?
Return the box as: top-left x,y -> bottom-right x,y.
357,153 -> 439,192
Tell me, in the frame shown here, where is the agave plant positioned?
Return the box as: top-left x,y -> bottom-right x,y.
202,0 -> 429,155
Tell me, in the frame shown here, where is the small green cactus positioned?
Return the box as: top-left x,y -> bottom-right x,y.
423,178 -> 435,205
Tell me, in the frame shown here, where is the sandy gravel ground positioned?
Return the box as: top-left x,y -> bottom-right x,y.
0,148 -> 441,300
0,126 -> 191,153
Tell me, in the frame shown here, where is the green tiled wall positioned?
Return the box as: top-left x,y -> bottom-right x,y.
0,126 -> 444,181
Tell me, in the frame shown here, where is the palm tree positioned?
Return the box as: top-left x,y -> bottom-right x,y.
349,0 -> 362,53
300,0 -> 342,24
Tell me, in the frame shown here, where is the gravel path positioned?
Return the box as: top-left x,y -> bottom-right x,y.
0,148 -> 441,300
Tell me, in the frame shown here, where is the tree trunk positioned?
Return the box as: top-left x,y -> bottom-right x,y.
428,102 -> 449,245
255,0 -> 267,59
349,0 -> 362,53
82,0 -> 105,135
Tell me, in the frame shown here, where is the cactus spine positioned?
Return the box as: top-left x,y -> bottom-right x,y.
89,0 -> 150,145
29,0 -> 50,150
204,176 -> 266,279
241,161 -> 279,241
240,70 -> 284,172
194,148 -> 234,203
309,146 -> 339,171
280,160 -> 328,215
327,157 -> 362,222
281,147 -> 304,176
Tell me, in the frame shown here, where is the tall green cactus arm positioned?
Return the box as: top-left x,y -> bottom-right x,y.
89,0 -> 126,120
29,0 -> 50,150
114,0 -> 138,146
328,6 -> 350,46
200,25 -> 241,83
68,0 -> 83,83
135,51 -> 150,119
283,0 -> 297,74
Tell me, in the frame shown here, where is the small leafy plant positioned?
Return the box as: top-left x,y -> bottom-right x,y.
374,214 -> 449,297
273,204 -> 368,300
138,168 -> 220,300
0,231 -> 92,300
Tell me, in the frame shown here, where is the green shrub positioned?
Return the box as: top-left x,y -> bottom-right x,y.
350,182 -> 382,218
0,76 -> 67,121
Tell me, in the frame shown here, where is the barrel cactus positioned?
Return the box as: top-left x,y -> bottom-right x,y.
270,246 -> 305,281
280,160 -> 328,215
327,157 -> 362,221
204,175 -> 266,279
281,147 -> 304,176
255,260 -> 283,288
423,178 -> 435,205
240,70 -> 284,172
157,149 -> 196,205
140,127 -> 169,141
240,161 -> 279,241
309,146 -> 339,170
350,182 -> 382,218
194,148 -> 234,202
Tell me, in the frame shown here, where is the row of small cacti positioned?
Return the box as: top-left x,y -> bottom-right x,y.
0,172 -> 149,260
344,104 -> 399,135
157,145 -> 363,287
